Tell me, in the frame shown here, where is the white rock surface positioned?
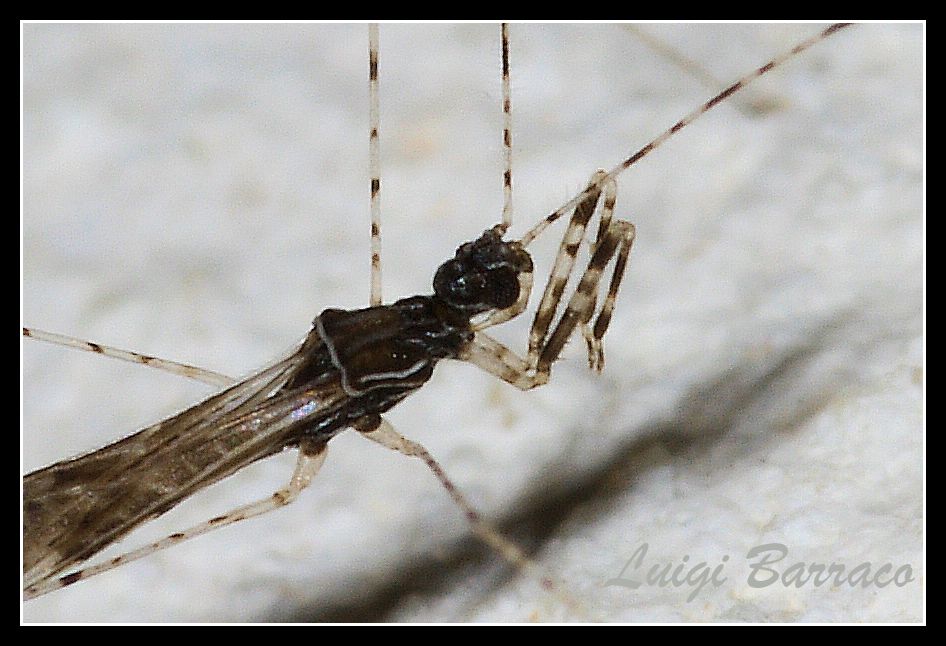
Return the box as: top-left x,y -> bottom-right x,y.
23,23 -> 922,623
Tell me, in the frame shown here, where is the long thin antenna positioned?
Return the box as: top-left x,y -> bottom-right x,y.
519,23 -> 852,247
500,23 -> 513,232
369,23 -> 382,306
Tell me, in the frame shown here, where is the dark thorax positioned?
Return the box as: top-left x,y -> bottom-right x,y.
296,225 -> 533,440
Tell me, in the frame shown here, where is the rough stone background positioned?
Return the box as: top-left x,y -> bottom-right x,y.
23,23 -> 922,622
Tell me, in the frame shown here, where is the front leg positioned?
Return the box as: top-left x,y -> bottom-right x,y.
462,204 -> 635,387
523,172 -> 635,375
458,331 -> 548,391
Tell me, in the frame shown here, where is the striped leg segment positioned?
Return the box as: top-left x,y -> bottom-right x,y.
356,412 -> 588,617
355,414 -> 533,570
526,170 -> 607,368
464,173 -> 635,387
22,327 -> 234,388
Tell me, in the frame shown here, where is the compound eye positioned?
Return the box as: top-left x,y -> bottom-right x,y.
487,267 -> 520,309
433,260 -> 476,305
454,270 -> 487,302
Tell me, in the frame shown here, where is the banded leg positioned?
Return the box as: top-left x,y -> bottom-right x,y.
22,327 -> 234,388
459,331 -> 545,390
533,207 -> 634,376
463,186 -> 635,388
526,170 -> 610,369
355,415 -> 588,616
568,218 -> 635,372
24,439 -> 328,600
354,414 -> 532,570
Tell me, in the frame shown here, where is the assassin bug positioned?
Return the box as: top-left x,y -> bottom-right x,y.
21,23 -> 885,621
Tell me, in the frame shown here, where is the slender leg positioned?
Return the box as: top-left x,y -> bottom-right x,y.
354,414 -> 532,570
526,171 -> 607,368
459,331 -> 546,390
537,217 -> 635,374
22,327 -> 234,388
461,187 -> 635,388
458,238 -> 634,390
355,414 -> 588,616
585,218 -> 634,371
24,439 -> 328,600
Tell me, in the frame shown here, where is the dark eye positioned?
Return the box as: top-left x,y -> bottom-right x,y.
433,260 -> 470,303
487,267 -> 519,309
452,271 -> 486,300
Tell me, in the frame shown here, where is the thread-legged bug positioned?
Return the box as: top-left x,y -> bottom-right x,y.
23,23 -> 920,621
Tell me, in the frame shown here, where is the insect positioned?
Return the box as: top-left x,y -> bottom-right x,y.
24,23 -> 918,622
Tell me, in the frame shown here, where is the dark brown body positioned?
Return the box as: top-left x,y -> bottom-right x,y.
24,226 -> 529,589
23,293 -> 478,588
